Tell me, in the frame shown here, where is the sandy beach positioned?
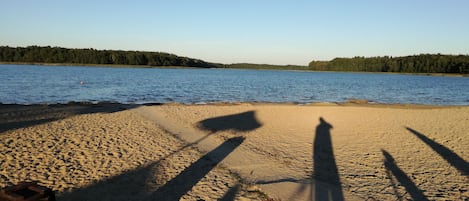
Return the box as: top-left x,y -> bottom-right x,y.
1,103 -> 468,200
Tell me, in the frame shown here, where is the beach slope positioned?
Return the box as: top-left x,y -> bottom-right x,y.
1,103 -> 468,200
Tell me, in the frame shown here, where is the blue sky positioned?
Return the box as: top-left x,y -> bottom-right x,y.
1,0 -> 469,65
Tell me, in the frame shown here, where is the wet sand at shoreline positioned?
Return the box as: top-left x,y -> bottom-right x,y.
1,103 -> 468,200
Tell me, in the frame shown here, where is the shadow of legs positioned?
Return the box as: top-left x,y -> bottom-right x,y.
382,149 -> 429,201
313,117 -> 344,201
406,127 -> 469,176
151,137 -> 245,200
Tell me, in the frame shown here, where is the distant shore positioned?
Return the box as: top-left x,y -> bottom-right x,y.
1,62 -> 467,77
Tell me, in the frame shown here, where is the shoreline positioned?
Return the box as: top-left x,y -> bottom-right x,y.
1,100 -> 468,109
1,62 -> 467,77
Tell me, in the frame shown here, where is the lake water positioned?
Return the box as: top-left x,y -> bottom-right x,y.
1,64 -> 468,105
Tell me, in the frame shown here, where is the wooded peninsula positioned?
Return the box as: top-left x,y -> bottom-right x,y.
1,46 -> 468,74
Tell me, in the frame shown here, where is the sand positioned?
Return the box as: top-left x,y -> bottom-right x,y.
1,103 -> 468,201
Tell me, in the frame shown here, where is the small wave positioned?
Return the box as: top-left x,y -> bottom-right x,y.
345,99 -> 370,104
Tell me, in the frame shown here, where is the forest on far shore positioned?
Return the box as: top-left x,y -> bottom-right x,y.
0,46 -> 221,68
1,46 -> 468,74
309,54 -> 469,74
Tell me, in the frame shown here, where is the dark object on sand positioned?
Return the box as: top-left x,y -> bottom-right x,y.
0,182 -> 55,201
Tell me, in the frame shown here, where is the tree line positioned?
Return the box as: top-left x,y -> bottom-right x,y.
309,54 -> 469,74
0,46 -> 220,68
1,46 -> 468,74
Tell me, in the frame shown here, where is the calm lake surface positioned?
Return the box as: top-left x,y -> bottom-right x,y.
1,64 -> 468,105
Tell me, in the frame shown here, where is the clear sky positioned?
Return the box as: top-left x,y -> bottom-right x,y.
1,0 -> 469,65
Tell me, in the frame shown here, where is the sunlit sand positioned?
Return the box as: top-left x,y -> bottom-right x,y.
1,103 -> 468,200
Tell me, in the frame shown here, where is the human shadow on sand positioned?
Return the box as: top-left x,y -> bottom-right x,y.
57,136 -> 244,201
382,149 -> 429,201
312,117 -> 344,201
197,111 -> 261,133
287,117 -> 344,201
406,127 -> 469,176
0,103 -> 142,133
151,136 -> 245,200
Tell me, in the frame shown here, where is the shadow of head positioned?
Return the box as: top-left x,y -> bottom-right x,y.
197,111 -> 262,133
318,117 -> 333,129
381,149 -> 395,164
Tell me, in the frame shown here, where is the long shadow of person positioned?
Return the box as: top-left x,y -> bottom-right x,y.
406,127 -> 469,176
312,117 -> 344,201
382,149 -> 429,201
151,136 -> 245,201
288,117 -> 344,201
57,137 -> 245,201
